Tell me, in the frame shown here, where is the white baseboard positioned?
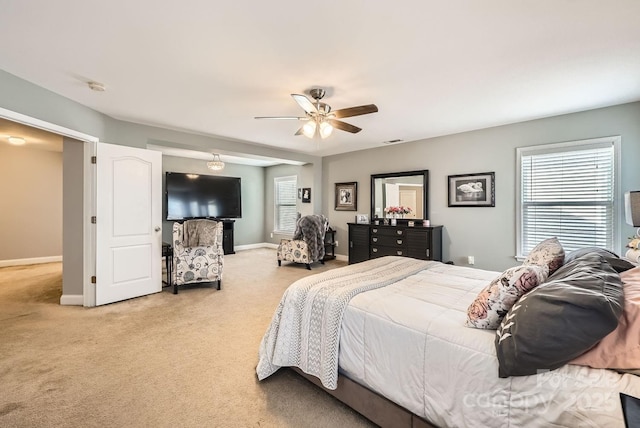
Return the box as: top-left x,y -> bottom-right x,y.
235,243 -> 278,251
0,255 -> 62,268
234,243 -> 346,260
60,294 -> 83,306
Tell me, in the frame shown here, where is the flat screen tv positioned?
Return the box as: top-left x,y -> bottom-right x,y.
166,172 -> 242,220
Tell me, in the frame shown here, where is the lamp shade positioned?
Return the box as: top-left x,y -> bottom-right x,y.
319,121 -> 333,139
625,191 -> 640,227
302,121 -> 316,138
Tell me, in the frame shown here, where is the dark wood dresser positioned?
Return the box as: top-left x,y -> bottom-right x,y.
348,222 -> 443,264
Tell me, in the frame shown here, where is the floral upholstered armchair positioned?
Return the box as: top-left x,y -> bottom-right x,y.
277,214 -> 329,270
172,220 -> 224,294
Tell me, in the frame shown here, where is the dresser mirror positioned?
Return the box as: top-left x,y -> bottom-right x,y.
370,170 -> 429,221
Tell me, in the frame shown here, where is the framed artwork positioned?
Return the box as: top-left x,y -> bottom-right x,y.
335,182 -> 357,211
448,172 -> 495,207
355,213 -> 369,224
302,188 -> 311,203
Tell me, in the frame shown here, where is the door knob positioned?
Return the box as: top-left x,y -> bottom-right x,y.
155,226 -> 161,232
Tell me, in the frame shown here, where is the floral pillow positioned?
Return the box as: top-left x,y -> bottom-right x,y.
466,264 -> 549,329
523,237 -> 565,275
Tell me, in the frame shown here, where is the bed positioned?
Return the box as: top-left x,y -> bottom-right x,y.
257,252 -> 640,427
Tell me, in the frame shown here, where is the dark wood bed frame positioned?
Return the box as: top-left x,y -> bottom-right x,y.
291,368 -> 437,428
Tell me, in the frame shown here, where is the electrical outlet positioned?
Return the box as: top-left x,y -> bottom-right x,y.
468,256 -> 475,265
335,241 -> 339,247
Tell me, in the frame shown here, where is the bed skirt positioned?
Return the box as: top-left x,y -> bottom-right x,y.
291,368 -> 437,428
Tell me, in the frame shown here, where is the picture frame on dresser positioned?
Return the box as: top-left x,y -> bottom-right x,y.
335,182 -> 358,211
355,214 -> 369,224
448,172 -> 495,207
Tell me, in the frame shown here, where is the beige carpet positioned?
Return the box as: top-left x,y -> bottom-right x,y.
0,248 -> 375,428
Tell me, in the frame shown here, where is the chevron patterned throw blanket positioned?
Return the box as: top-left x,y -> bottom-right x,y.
256,256 -> 433,389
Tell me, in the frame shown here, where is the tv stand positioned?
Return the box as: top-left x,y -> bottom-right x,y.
221,220 -> 235,255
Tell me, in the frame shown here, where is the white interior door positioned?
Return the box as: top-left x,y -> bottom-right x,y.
95,143 -> 162,305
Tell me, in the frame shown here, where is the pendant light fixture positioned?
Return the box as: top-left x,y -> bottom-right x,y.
207,153 -> 225,171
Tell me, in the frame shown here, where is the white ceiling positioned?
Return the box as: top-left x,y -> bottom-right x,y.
1,1 -> 639,158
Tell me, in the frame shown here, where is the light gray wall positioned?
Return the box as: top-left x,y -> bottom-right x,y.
0,69 -> 110,140
3,68 -> 638,289
0,144 -> 62,261
62,138 -> 85,297
323,102 -> 640,272
161,155 -> 265,246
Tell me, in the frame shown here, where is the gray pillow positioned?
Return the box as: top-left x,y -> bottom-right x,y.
565,247 -> 635,273
495,252 -> 624,378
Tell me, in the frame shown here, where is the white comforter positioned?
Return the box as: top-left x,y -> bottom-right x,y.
338,262 -> 640,427
257,256 -> 432,389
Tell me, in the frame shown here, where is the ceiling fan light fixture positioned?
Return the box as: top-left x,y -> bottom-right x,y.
207,153 -> 225,171
302,121 -> 317,138
319,121 -> 333,139
256,88 -> 378,138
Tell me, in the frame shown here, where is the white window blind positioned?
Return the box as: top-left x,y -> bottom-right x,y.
274,176 -> 297,234
517,138 -> 617,258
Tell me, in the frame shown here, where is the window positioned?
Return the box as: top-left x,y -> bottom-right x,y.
517,137 -> 619,259
274,176 -> 297,234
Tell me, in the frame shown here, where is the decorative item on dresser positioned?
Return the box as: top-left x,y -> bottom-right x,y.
355,214 -> 369,224
625,190 -> 640,264
348,221 -> 443,264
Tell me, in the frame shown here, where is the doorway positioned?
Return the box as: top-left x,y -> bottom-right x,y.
0,108 -> 97,306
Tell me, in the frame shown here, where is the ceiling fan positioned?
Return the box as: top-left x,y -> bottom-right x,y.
255,88 -> 378,139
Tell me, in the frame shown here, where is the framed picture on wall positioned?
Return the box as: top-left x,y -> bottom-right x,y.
335,182 -> 357,211
302,188 -> 311,203
448,172 -> 495,207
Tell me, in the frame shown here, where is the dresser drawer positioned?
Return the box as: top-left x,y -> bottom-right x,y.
370,246 -> 407,258
370,235 -> 405,247
371,227 -> 405,237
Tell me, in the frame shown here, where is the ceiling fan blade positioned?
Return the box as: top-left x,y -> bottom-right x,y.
294,126 -> 304,136
291,94 -> 317,114
332,104 -> 378,119
327,119 -> 362,134
254,116 -> 307,120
